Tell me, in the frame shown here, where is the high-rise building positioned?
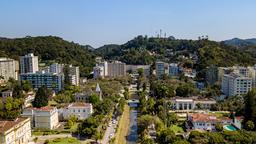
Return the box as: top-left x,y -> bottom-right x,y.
156,61 -> 169,78
0,58 -> 19,81
169,63 -> 179,76
206,65 -> 218,85
20,71 -> 64,92
49,63 -> 64,74
68,65 -> 80,86
93,65 -> 104,79
107,61 -> 126,77
20,53 -> 38,74
221,73 -> 252,97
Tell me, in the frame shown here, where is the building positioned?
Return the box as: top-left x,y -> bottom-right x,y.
0,58 -> 19,81
49,63 -> 64,74
107,61 -> 126,77
98,61 -> 108,77
221,73 -> 252,97
170,97 -> 216,111
20,71 -> 64,92
0,117 -> 31,144
126,65 -> 150,76
187,113 -> 233,131
156,61 -> 167,78
93,65 -> 104,79
20,53 -> 38,74
75,91 -> 92,102
67,65 -> 80,86
169,63 -> 179,76
21,106 -> 59,130
1,90 -> 13,99
62,103 -> 93,120
206,65 -> 218,85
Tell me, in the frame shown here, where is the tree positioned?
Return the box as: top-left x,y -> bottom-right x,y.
207,132 -> 225,144
157,128 -> 176,144
244,89 -> 256,127
21,80 -> 32,92
215,123 -> 223,132
33,86 -> 50,108
167,113 -> 178,126
89,94 -> 100,105
188,131 -> 208,144
245,120 -> 255,131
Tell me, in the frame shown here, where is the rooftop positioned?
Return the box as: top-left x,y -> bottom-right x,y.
0,117 -> 29,134
26,106 -> 55,111
189,113 -> 231,123
68,102 -> 92,108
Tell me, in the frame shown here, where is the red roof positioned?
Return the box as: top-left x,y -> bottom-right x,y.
190,113 -> 231,123
26,106 -> 55,111
68,102 -> 92,108
0,117 -> 30,134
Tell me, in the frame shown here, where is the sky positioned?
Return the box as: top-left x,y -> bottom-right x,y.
0,0 -> 256,47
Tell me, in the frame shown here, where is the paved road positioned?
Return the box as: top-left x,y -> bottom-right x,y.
102,119 -> 117,144
126,109 -> 138,144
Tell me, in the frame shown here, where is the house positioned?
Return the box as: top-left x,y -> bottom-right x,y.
21,106 -> 59,130
170,97 -> 216,111
1,90 -> 13,99
62,103 -> 93,120
0,117 -> 31,144
186,113 -> 232,131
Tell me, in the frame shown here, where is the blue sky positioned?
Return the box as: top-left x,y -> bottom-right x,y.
0,0 -> 255,47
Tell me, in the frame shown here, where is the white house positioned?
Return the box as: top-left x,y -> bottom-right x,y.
62,103 -> 93,120
21,106 -> 59,130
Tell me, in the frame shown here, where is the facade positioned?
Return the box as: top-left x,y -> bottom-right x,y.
93,66 -> 104,79
1,91 -> 13,99
0,58 -> 19,81
68,65 -> 80,86
75,92 -> 92,102
98,61 -> 108,77
21,106 -> 59,130
156,61 -> 167,78
62,103 -> 93,120
221,73 -> 252,97
20,53 -> 38,74
49,63 -> 64,74
126,65 -> 150,76
0,117 -> 31,144
107,61 -> 126,77
169,63 -> 179,76
206,65 -> 218,85
187,113 -> 232,131
171,97 -> 216,111
19,71 -> 64,92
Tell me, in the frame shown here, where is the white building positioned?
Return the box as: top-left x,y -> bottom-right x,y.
21,106 -> 59,130
171,97 -> 216,111
68,65 -> 80,86
62,103 -> 93,120
221,73 -> 252,97
93,65 -> 104,79
0,58 -> 19,81
187,113 -> 232,131
49,63 -> 64,74
169,63 -> 179,76
155,61 -> 167,78
20,53 -> 38,74
107,61 -> 126,77
1,90 -> 13,99
0,117 -> 31,144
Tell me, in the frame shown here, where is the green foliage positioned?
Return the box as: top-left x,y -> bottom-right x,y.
215,123 -> 223,132
245,120 -> 255,131
0,97 -> 24,119
33,86 -> 50,108
0,36 -> 95,76
175,83 -> 197,97
21,80 -> 32,92
244,89 -> 256,128
157,128 -> 177,144
89,94 -> 101,105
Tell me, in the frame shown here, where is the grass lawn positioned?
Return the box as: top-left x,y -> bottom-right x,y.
170,124 -> 184,133
114,104 -> 130,144
48,138 -> 80,144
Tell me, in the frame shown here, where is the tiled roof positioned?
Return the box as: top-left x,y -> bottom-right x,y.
190,113 -> 231,123
26,106 -> 55,111
68,102 -> 92,108
0,117 -> 29,134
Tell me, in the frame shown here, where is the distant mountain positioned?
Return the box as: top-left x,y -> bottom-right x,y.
223,38 -> 256,47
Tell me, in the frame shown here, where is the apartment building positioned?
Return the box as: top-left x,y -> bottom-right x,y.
67,65 -> 80,86
0,117 -> 31,144
221,73 -> 252,97
107,61 -> 126,77
19,71 -> 64,92
22,106 -> 59,130
169,63 -> 179,76
20,53 -> 38,74
0,58 -> 19,81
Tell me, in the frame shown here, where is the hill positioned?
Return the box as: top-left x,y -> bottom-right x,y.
223,38 -> 256,47
0,36 -> 96,76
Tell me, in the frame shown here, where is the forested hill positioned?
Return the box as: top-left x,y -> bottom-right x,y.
0,36 -> 96,75
95,35 -> 255,67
